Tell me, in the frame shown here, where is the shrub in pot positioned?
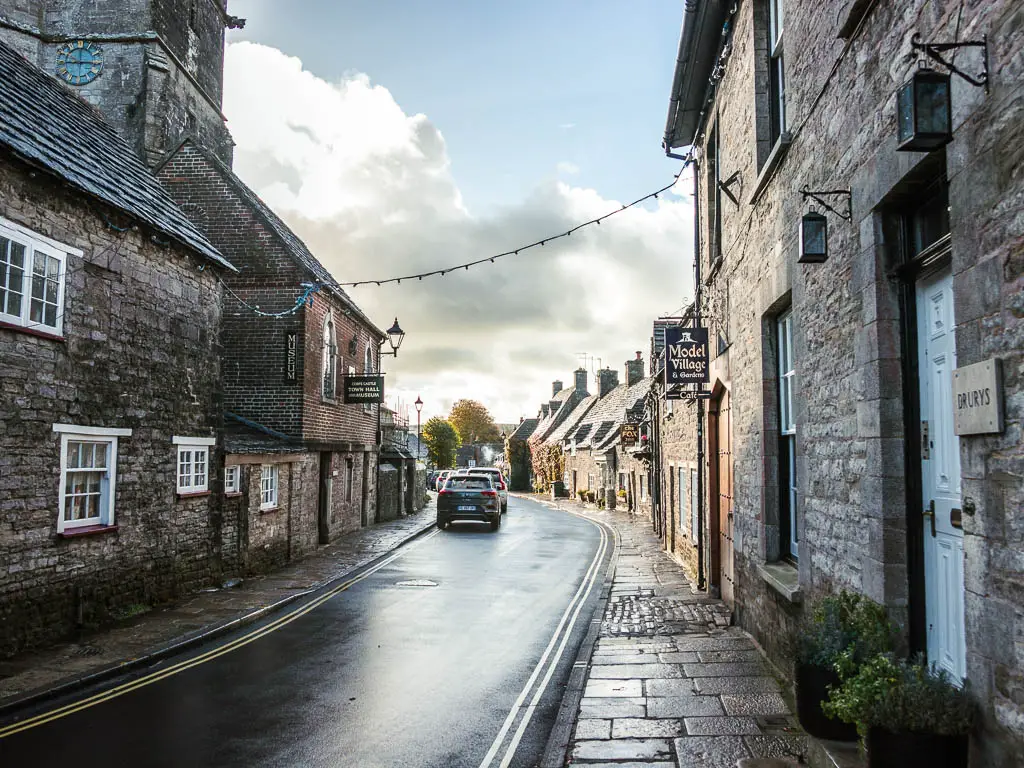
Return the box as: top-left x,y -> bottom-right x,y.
823,654 -> 973,768
795,591 -> 893,741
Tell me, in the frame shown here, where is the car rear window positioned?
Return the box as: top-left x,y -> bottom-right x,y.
447,477 -> 492,490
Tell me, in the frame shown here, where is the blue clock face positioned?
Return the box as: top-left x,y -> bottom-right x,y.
55,40 -> 103,85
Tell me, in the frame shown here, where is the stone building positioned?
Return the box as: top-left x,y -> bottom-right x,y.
664,0 -> 1023,762
504,417 -> 539,492
0,0 -> 241,166
562,358 -> 652,513
156,139 -> 386,571
0,39 -> 233,654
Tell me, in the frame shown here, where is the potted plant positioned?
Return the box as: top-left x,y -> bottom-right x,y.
795,591 -> 893,741
823,654 -> 973,768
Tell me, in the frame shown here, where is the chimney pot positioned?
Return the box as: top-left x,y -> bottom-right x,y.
626,354 -> 645,386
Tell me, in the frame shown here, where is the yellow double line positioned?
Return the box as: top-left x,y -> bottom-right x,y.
0,529 -> 439,739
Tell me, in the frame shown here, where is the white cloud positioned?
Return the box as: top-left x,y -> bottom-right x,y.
556,161 -> 580,176
223,42 -> 693,423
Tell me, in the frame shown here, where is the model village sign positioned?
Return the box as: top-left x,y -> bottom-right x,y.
664,326 -> 710,400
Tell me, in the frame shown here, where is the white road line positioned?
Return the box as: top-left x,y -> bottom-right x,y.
477,507 -> 609,768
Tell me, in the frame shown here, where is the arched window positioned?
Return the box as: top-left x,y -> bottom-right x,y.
364,345 -> 374,374
322,313 -> 337,400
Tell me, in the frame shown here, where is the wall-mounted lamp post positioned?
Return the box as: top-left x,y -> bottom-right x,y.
799,187 -> 852,264
897,32 -> 989,152
374,317 -> 406,523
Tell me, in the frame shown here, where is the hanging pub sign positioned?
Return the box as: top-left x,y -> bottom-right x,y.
664,326 -> 709,386
621,423 -> 639,446
343,374 -> 384,404
284,331 -> 298,382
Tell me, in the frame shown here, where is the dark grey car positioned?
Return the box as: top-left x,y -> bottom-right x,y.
436,474 -> 501,531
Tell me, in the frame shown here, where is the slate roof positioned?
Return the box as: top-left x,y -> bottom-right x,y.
508,418 -> 539,442
161,139 -> 383,337
531,385 -> 591,442
224,412 -> 302,454
0,41 -> 232,270
573,377 -> 653,450
547,394 -> 598,445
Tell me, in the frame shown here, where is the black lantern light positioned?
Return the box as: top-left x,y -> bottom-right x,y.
385,317 -> 405,356
798,187 -> 852,265
897,32 -> 990,152
799,210 -> 828,264
896,66 -> 952,151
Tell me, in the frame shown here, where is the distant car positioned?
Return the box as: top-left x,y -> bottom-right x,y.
436,474 -> 501,531
469,467 -> 508,513
434,470 -> 453,491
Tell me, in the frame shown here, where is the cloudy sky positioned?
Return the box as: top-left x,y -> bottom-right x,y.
224,0 -> 694,423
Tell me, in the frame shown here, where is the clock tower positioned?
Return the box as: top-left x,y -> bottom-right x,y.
0,0 -> 244,166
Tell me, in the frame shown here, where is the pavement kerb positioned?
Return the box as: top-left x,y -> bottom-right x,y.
524,494 -> 621,768
0,514 -> 438,720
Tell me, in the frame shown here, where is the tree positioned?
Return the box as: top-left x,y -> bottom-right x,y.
448,399 -> 501,444
422,417 -> 460,469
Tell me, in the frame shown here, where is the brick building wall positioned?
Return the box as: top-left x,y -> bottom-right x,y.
0,0 -> 234,165
0,156 -> 225,655
676,1 -> 1023,761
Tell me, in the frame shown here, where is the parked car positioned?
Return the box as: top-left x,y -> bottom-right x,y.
434,470 -> 453,491
468,467 -> 508,513
436,474 -> 501,531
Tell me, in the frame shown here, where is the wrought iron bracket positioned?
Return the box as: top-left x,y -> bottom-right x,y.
801,186 -> 852,221
911,32 -> 989,93
717,170 -> 741,206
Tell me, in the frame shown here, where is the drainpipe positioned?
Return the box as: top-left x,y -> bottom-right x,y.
692,158 -> 707,592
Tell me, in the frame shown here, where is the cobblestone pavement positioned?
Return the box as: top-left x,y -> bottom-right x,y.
558,501 -> 806,768
0,504 -> 437,708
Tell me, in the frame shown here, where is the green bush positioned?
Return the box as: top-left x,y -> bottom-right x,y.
798,591 -> 894,671
577,490 -> 587,502
823,654 -> 974,740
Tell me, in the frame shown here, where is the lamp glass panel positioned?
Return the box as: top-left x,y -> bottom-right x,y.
801,214 -> 827,258
897,81 -> 915,144
916,75 -> 950,136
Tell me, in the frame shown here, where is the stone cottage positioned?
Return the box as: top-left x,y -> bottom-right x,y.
527,369 -> 591,490
0,39 -> 234,654
664,0 -> 1023,761
505,417 -> 539,492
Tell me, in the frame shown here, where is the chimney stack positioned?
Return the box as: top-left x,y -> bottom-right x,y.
597,368 -> 619,398
540,404 -> 550,418
574,368 -> 588,394
625,351 -> 644,386
552,380 -> 563,397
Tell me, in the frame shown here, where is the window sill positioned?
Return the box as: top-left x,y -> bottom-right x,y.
225,491 -> 243,498
0,320 -> 65,341
259,505 -> 281,514
177,490 -> 211,499
757,560 -> 802,603
58,524 -> 118,538
749,132 -> 792,206
322,396 -> 337,405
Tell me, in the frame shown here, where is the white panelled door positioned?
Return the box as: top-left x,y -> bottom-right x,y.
916,268 -> 966,680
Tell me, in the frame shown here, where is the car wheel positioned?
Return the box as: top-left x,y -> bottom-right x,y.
437,518 -> 448,530
490,514 -> 501,532
501,502 -> 508,514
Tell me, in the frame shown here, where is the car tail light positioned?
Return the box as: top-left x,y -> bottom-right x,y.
481,490 -> 497,497
438,489 -> 451,495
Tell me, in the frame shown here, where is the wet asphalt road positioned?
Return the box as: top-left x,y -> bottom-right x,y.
0,495 -> 608,768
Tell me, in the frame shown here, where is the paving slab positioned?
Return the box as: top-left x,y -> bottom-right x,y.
682,662 -> 773,678
575,718 -> 611,740
684,716 -> 762,736
584,678 -> 643,698
572,738 -> 674,761
645,678 -> 696,697
692,676 -> 782,694
590,663 -> 684,679
647,695 -> 725,718
611,718 -> 685,738
674,736 -> 753,767
721,694 -> 791,716
579,699 -> 647,719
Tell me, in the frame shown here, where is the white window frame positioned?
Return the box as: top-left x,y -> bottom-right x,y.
174,436 -> 215,494
767,0 -> 787,143
53,424 -> 131,533
778,310 -> 797,558
224,464 -> 240,494
261,464 -> 279,509
322,312 -> 337,401
0,217 -> 78,336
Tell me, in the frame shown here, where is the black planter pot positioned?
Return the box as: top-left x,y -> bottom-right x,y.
795,661 -> 858,741
866,727 -> 968,768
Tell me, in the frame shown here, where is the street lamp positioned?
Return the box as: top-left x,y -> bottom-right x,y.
383,318 -> 405,357
414,395 -> 423,463
374,317 -> 406,524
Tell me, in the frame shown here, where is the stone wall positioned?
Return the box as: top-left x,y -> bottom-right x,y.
658,396 -> 701,581
0,155 -> 225,655
682,1 -> 1023,761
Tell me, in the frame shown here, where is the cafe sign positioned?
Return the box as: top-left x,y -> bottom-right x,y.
952,358 -> 1003,435
343,374 -> 384,404
665,326 -> 709,386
